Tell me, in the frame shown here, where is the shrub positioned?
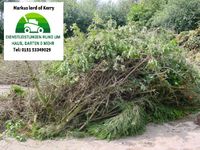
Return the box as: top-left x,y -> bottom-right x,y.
152,0 -> 200,32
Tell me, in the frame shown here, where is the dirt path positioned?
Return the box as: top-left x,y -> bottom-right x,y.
0,118 -> 200,150
0,85 -> 200,150
0,85 -> 11,95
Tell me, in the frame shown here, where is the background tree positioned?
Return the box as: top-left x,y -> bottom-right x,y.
97,0 -> 135,27
0,0 -> 19,40
53,0 -> 136,36
127,0 -> 167,27
128,0 -> 200,32
0,0 -> 4,40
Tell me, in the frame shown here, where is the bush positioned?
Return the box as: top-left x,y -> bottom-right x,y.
152,0 -> 200,32
128,0 -> 167,27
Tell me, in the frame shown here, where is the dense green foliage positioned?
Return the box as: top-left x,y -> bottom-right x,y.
88,103 -> 146,139
128,0 -> 167,27
53,0 -> 134,36
63,0 -> 96,36
152,0 -> 200,32
128,0 -> 200,32
97,0 -> 134,27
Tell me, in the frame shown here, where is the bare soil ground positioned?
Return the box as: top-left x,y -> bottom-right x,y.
0,116 -> 199,150
0,55 -> 40,86
0,85 -> 11,95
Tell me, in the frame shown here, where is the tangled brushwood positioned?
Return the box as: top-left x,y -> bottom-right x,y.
1,22 -> 200,140
176,28 -> 200,67
177,27 -> 200,51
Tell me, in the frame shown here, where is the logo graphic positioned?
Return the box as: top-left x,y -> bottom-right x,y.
16,12 -> 50,33
4,2 -> 63,60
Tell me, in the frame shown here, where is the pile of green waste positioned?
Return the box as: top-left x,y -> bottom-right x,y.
1,23 -> 200,140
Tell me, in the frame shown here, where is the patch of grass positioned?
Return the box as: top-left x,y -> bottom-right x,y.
4,120 -> 27,142
11,85 -> 26,97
